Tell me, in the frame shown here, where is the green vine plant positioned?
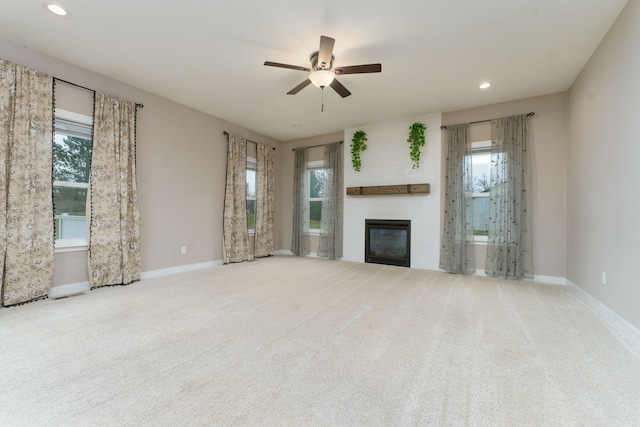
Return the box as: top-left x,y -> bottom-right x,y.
350,130 -> 368,172
407,122 -> 426,169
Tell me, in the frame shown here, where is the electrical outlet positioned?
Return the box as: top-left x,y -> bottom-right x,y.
181,246 -> 187,255
601,271 -> 606,285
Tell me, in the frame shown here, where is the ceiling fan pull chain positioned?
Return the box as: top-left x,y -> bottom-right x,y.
321,87 -> 324,112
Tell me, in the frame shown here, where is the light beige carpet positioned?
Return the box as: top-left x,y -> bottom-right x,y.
1,256 -> 640,426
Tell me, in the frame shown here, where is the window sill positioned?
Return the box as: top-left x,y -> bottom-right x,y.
55,239 -> 88,253
474,236 -> 488,246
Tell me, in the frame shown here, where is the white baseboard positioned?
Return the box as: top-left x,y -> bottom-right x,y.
140,260 -> 222,280
567,279 -> 640,352
48,260 -> 223,299
533,274 -> 566,285
48,281 -> 90,299
472,268 -> 566,285
274,250 -> 293,256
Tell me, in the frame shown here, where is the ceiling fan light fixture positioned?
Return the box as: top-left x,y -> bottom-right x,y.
309,70 -> 335,88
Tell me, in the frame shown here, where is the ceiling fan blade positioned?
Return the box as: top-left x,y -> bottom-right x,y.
334,63 -> 382,75
287,79 -> 312,95
330,79 -> 351,98
317,36 -> 335,69
264,61 -> 311,72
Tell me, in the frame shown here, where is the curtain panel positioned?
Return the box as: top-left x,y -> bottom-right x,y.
88,92 -> 141,288
317,142 -> 343,259
439,124 -> 475,274
222,133 -> 249,264
255,144 -> 275,258
486,114 -> 533,279
291,147 -> 309,256
0,59 -> 55,306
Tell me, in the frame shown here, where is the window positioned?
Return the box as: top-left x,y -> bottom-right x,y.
308,161 -> 327,232
246,158 -> 256,233
53,110 -> 93,250
470,141 -> 491,240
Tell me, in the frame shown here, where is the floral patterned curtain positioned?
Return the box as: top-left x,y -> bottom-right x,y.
486,114 -> 533,279
88,92 -> 141,288
439,124 -> 475,274
255,144 -> 274,258
291,147 -> 309,256
223,133 -> 249,263
0,59 -> 54,306
317,142 -> 343,259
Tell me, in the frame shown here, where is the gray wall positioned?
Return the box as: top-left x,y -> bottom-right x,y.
442,92 -> 569,279
567,0 -> 640,331
0,38 -> 282,287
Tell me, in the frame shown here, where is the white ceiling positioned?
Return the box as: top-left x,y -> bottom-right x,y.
0,1 -> 627,141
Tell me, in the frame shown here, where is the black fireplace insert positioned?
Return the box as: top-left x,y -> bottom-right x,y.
365,219 -> 411,267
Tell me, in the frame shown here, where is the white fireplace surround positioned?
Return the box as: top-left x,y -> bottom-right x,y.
343,113 -> 442,270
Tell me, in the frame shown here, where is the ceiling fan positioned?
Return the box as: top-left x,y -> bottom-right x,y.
264,35 -> 382,100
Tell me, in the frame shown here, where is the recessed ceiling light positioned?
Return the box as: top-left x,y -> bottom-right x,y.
479,82 -> 492,89
292,124 -> 302,128
43,3 -> 70,17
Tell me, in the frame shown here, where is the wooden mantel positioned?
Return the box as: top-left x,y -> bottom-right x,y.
346,183 -> 430,196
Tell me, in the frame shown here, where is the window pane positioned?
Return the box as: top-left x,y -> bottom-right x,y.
54,186 -> 88,216
309,169 -> 327,198
310,200 -> 322,230
471,152 -> 491,193
53,134 -> 92,183
246,199 -> 256,230
246,168 -> 256,198
53,186 -> 88,240
472,197 -> 489,236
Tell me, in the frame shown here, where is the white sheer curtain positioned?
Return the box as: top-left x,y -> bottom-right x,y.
291,147 -> 309,256
222,133 -> 249,264
88,92 -> 141,288
0,59 -> 55,305
255,144 -> 275,258
485,114 -> 533,279
439,124 -> 475,274
317,142 -> 343,259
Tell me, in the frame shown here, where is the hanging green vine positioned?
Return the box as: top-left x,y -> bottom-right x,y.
407,122 -> 426,169
350,130 -> 368,172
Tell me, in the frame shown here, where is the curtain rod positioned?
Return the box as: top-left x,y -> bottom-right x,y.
223,131 -> 276,150
440,112 -> 534,130
54,77 -> 144,108
291,141 -> 343,151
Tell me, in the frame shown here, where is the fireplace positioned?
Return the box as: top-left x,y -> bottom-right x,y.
365,219 -> 411,267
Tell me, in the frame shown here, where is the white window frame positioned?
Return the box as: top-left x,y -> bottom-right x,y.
470,141 -> 491,244
247,157 -> 257,235
53,109 -> 93,252
307,160 -> 326,234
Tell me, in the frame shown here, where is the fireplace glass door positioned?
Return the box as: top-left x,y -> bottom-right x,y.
365,219 -> 411,267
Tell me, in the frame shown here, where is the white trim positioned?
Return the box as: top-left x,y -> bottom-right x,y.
307,160 -> 324,169
53,181 -> 89,188
274,250 -> 294,256
48,281 -> 90,299
54,108 -> 93,124
54,239 -> 88,253
567,279 -> 640,352
473,269 -> 566,285
533,274 -> 566,285
140,260 -> 222,280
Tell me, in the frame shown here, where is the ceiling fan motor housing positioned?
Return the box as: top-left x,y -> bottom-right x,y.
310,51 -> 334,71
